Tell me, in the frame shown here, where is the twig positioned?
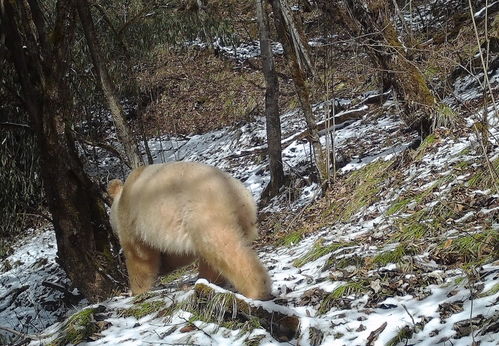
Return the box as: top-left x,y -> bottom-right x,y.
0,325 -> 54,341
366,321 -> 387,345
402,303 -> 416,327
226,104 -> 371,159
179,317 -> 213,340
469,0 -> 498,116
73,130 -> 129,167
0,122 -> 31,130
0,286 -> 29,313
18,212 -> 53,224
466,269 -> 477,345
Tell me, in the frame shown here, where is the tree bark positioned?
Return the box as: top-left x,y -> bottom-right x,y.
319,0 -> 438,136
76,0 -> 143,169
256,0 -> 285,197
269,0 -> 328,186
1,0 -> 126,302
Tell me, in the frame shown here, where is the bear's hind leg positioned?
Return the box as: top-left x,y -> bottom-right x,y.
122,239 -> 161,295
194,228 -> 271,300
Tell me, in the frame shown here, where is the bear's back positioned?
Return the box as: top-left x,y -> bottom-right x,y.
116,162 -> 258,250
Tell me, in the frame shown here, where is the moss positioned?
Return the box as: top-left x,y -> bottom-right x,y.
326,160 -> 394,223
122,300 -> 166,319
318,280 -> 369,315
48,306 -> 102,346
294,239 -> 354,268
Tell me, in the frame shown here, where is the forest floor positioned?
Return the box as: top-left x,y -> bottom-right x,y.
0,66 -> 498,344
1,2 -> 499,344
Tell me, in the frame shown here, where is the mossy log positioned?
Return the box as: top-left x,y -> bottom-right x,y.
193,283 -> 299,341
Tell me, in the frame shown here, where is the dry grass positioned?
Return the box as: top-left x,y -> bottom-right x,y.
135,48 -> 261,135
134,47 -> 302,136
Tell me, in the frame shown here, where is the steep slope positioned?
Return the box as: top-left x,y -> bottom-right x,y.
1,79 -> 497,344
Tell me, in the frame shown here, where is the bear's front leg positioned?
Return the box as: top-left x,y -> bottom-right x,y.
199,259 -> 226,286
122,239 -> 161,295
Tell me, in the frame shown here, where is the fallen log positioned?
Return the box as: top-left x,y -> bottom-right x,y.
192,282 -> 300,342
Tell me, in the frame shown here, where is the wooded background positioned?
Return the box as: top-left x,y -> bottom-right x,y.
1,0 -> 496,302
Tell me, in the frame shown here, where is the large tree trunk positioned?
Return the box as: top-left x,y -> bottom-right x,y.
319,0 -> 438,136
269,0 -> 328,186
256,0 -> 285,198
1,0 -> 125,302
76,0 -> 143,169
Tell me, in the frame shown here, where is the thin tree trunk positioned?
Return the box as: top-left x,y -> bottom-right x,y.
269,0 -> 327,186
319,0 -> 438,137
1,0 -> 126,302
76,0 -> 143,168
256,0 -> 285,197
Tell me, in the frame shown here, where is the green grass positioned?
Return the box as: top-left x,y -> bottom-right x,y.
294,239 -> 354,268
160,264 -> 194,285
318,280 -> 369,314
324,160 -> 395,223
280,229 -> 306,247
466,157 -> 498,190
479,282 -> 499,298
386,197 -> 413,216
372,243 -> 416,267
414,133 -> 438,160
325,254 -> 364,270
438,229 -> 499,266
386,326 -> 414,346
392,199 -> 457,242
181,286 -> 266,338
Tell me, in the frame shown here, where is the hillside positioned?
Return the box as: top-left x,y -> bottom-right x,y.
0,1 -> 498,345
1,76 -> 498,344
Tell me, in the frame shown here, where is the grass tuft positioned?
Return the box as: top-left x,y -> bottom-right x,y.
371,243 -> 416,267
318,280 -> 369,315
48,306 -> 103,346
294,239 -> 354,268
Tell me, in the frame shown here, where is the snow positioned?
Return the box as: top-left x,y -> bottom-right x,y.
2,37 -> 499,346
0,228 -> 88,337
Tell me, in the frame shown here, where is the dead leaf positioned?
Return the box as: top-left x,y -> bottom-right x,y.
443,239 -> 453,248
370,279 -> 381,293
180,324 -> 196,333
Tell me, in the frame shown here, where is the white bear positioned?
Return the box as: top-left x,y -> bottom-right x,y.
107,162 -> 271,300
